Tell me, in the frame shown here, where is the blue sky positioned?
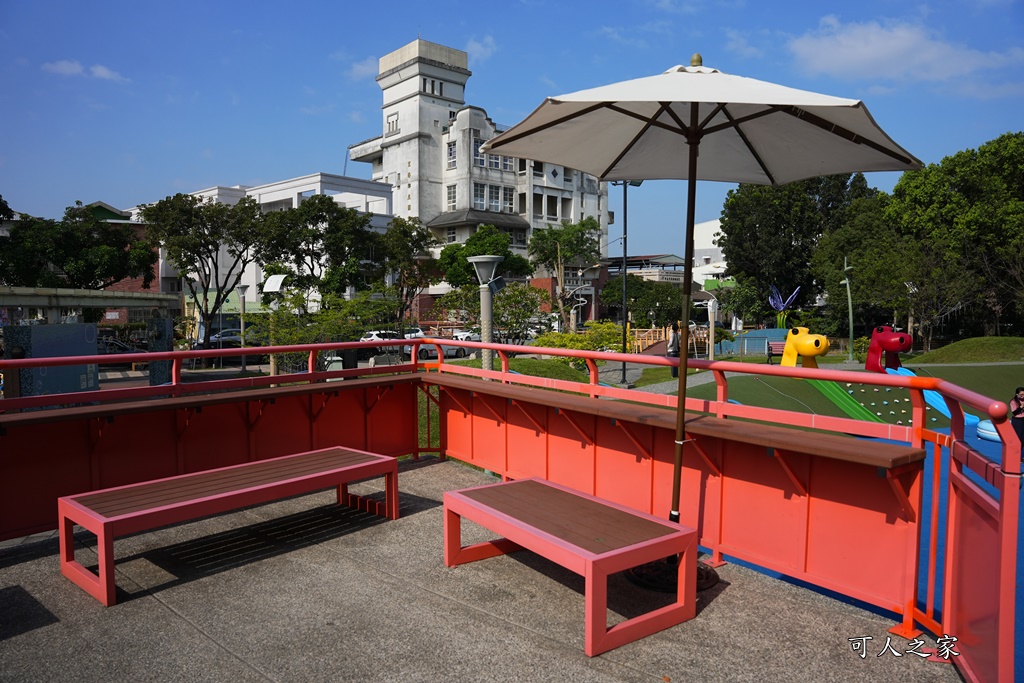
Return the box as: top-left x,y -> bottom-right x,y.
1,0 -> 1021,257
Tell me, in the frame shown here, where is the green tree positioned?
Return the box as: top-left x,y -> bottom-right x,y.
717,174 -> 872,324
0,201 -> 158,291
0,195 -> 13,222
600,274 -> 685,328
141,194 -> 269,349
261,194 -> 375,305
811,193 -> 910,336
374,217 -> 441,333
437,224 -> 533,288
528,216 -> 602,331
888,131 -> 1024,334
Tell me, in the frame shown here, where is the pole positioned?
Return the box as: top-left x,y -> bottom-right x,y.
621,182 -> 628,385
240,288 -> 248,373
480,283 -> 493,372
844,258 -> 854,362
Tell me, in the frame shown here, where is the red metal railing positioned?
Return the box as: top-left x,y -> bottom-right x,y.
1,338 -> 1017,682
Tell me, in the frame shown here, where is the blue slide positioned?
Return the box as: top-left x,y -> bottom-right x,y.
886,367 -> 979,426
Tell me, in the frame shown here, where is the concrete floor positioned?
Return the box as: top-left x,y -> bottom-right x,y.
0,457 -> 964,683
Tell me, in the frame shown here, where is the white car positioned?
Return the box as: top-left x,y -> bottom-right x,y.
404,340 -> 468,360
403,327 -> 425,339
451,329 -> 481,342
358,331 -> 403,359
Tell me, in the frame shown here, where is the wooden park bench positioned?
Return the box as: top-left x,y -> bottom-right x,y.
58,446 -> 399,606
444,478 -> 697,656
766,340 -> 787,364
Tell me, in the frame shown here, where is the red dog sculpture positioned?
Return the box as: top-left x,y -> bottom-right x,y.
865,325 -> 912,374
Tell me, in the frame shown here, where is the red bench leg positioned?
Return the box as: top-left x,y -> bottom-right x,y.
58,500 -> 118,606
443,504 -> 521,567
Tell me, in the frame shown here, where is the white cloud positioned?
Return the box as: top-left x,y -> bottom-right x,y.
349,110 -> 365,124
42,59 -> 129,83
89,64 -> 129,83
466,36 -> 497,65
42,59 -> 85,76
348,56 -> 378,80
724,28 -> 763,59
788,16 -> 1024,85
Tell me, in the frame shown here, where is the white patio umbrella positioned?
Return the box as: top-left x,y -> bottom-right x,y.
483,54 -> 922,590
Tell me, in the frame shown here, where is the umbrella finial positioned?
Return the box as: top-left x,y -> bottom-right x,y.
690,53 -> 703,67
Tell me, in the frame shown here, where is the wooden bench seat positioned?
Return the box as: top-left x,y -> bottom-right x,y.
59,446 -> 399,606
444,478 -> 697,656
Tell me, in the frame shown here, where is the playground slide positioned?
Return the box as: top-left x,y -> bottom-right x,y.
885,367 -> 980,426
807,379 -> 885,423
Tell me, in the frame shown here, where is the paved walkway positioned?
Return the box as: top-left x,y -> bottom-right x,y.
0,457 -> 960,683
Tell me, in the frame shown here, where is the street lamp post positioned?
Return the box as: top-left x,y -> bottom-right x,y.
841,258 -> 854,362
238,284 -> 249,373
612,180 -> 642,385
467,255 -> 504,373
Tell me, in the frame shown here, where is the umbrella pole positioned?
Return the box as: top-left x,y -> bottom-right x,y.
627,109 -> 719,594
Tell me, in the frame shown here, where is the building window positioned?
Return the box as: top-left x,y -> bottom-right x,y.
446,185 -> 457,212
502,156 -> 514,172
473,139 -> 485,167
386,113 -> 399,135
438,81 -> 444,97
447,142 -> 457,169
488,185 -> 501,212
489,154 -> 501,169
502,187 -> 514,213
447,227 -> 456,243
533,161 -> 544,177
473,183 -> 486,210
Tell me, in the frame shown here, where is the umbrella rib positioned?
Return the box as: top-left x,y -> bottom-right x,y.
702,106 -> 782,136
721,105 -> 777,185
599,103 -> 673,178
605,102 -> 686,136
484,101 -> 611,150
779,106 -> 917,165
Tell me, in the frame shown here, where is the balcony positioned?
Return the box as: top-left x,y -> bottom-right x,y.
0,340 -> 1017,682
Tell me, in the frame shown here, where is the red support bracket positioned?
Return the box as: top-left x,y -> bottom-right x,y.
687,434 -> 721,477
420,384 -> 440,407
365,385 -> 393,414
555,408 -> 593,446
477,394 -> 504,424
176,406 -> 200,439
511,399 -> 545,433
612,419 -> 652,460
772,448 -> 808,497
884,464 -> 917,523
311,391 -> 338,422
442,387 -> 472,415
249,398 -> 274,429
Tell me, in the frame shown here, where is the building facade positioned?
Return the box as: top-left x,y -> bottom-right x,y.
348,39 -> 610,317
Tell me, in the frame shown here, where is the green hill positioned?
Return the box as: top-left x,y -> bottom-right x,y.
914,336 -> 1024,363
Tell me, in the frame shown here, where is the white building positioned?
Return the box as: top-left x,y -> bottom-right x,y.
348,39 -> 609,304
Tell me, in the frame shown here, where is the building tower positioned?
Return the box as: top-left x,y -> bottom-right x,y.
349,39 -> 609,320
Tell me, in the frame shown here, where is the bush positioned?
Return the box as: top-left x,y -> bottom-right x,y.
534,322 -> 628,370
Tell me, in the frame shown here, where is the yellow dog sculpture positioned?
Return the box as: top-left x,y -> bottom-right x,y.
781,327 -> 830,368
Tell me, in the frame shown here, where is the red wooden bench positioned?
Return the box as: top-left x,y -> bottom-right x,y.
444,478 -> 697,656
58,446 -> 399,606
766,340 -> 787,364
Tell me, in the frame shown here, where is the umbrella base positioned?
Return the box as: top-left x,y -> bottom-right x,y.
625,557 -> 720,593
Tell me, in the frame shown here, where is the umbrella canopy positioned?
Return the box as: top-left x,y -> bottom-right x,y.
483,55 -> 923,537
483,58 -> 921,184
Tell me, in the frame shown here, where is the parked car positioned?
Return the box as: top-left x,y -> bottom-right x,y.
359,331 -> 403,359
403,341 -> 468,360
451,329 -> 481,342
403,327 -> 425,339
96,339 -> 145,368
192,329 -> 246,349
